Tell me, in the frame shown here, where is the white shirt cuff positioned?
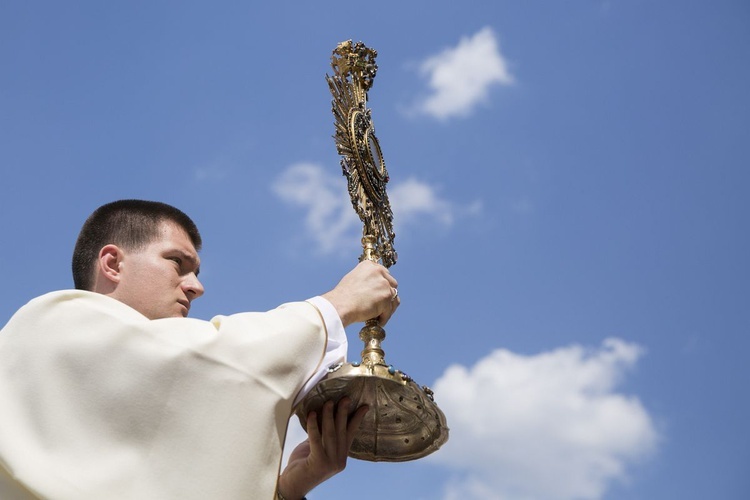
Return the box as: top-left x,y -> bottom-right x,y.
295,296 -> 348,405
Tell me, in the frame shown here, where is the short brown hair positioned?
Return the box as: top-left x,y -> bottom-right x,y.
72,200 -> 202,290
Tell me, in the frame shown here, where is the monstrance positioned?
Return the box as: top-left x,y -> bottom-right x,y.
295,40 -> 449,462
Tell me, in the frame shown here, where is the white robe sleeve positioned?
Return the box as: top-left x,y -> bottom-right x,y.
0,290 -> 335,500
297,296 -> 348,406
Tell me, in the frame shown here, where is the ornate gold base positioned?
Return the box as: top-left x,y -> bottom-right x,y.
295,324 -> 449,461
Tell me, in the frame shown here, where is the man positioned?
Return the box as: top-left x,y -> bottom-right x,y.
0,200 -> 400,500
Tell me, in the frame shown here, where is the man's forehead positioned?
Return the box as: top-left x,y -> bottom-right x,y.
159,222 -> 200,258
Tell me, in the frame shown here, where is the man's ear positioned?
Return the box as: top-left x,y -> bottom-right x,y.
98,244 -> 123,285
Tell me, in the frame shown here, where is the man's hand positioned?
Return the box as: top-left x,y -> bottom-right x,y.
278,399 -> 369,500
322,261 -> 400,327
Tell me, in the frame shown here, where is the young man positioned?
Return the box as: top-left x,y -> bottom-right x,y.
0,200 -> 400,500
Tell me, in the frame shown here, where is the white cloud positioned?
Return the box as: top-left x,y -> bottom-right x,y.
272,164 -> 479,254
390,177 -> 482,226
416,27 -> 514,120
431,338 -> 658,500
272,162 -> 360,254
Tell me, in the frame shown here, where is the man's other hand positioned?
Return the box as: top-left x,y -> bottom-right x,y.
278,398 -> 369,499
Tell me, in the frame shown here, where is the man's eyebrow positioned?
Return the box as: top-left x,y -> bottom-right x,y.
172,249 -> 201,274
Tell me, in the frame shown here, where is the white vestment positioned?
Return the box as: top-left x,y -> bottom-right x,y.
0,290 -> 347,500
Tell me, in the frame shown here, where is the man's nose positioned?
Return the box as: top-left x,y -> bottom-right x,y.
183,273 -> 205,300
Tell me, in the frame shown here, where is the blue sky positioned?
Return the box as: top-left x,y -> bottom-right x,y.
1,1 -> 748,498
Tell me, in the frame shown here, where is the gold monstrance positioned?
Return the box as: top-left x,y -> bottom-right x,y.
296,41 -> 449,462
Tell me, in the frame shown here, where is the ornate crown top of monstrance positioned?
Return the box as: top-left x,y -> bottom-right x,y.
295,40 -> 448,462
328,40 -> 396,268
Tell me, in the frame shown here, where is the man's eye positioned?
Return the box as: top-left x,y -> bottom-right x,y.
170,257 -> 182,265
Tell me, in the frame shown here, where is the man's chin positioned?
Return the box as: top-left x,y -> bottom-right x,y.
145,305 -> 188,319
177,304 -> 190,317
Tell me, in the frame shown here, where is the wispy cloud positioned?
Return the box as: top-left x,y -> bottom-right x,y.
431,338 -> 658,500
272,163 -> 480,255
193,164 -> 230,182
390,177 -> 482,226
415,27 -> 514,120
271,162 -> 358,254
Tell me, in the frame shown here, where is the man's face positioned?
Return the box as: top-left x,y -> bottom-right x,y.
111,221 -> 204,319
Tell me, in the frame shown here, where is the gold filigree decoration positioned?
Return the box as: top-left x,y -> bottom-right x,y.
327,40 -> 397,268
